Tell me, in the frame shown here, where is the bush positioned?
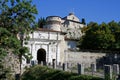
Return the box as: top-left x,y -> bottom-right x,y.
22,65 -> 104,80
47,71 -> 75,80
69,75 -> 104,80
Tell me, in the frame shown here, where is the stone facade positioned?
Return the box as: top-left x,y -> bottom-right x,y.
23,13 -> 117,69
23,29 -> 66,65
61,13 -> 84,39
23,13 -> 85,66
65,51 -> 106,68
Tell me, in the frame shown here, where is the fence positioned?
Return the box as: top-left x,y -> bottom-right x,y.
33,61 -> 120,80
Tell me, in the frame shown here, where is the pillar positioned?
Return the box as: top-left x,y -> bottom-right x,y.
77,63 -> 84,75
63,63 -> 67,71
91,63 -> 96,72
113,64 -> 119,80
104,65 -> 112,80
52,59 -> 56,69
113,64 -> 119,75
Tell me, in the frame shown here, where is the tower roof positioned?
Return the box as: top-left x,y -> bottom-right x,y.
62,13 -> 80,22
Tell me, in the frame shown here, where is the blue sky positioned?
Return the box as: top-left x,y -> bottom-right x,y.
33,0 -> 120,24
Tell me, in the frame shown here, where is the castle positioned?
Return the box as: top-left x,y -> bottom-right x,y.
23,13 -> 85,66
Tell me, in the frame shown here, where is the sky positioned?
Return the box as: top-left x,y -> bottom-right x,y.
32,0 -> 120,24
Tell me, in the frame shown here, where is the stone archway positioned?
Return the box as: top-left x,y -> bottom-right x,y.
37,48 -> 46,65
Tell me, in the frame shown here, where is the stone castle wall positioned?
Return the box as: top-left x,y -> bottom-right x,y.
65,51 -> 106,68
3,51 -> 20,75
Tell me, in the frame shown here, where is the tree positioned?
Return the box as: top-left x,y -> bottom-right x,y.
0,0 -> 37,34
0,27 -> 21,79
81,18 -> 86,25
38,17 -> 46,28
0,0 -> 38,79
108,21 -> 120,51
78,22 -> 115,51
98,22 -> 115,49
78,22 -> 100,50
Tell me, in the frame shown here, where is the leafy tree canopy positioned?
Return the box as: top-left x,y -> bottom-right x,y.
108,21 -> 120,50
78,21 -> 120,52
0,0 -> 38,55
0,0 -> 38,78
0,0 -> 38,34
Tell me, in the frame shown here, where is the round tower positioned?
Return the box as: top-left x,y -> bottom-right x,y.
46,16 -> 61,31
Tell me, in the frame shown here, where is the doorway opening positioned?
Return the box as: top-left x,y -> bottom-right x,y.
37,48 -> 46,65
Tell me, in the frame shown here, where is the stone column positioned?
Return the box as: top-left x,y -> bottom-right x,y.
104,65 -> 112,80
91,63 -> 96,72
77,63 -> 84,75
91,63 -> 96,76
113,64 -> 119,75
63,63 -> 67,71
35,60 -> 38,65
40,61 -> 43,66
31,60 -> 35,66
113,64 -> 119,80
52,59 -> 56,69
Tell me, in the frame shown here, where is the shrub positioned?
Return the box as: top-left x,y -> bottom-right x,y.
22,65 -> 104,80
69,75 -> 104,80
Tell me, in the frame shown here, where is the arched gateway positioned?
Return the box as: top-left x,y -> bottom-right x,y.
37,48 -> 46,65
